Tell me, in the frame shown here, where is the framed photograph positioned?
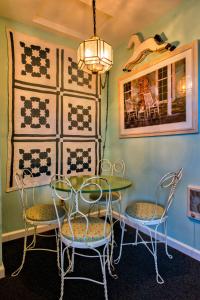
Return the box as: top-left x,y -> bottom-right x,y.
187,185 -> 200,221
118,41 -> 198,138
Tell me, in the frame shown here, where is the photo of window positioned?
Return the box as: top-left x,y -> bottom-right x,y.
119,41 -> 198,138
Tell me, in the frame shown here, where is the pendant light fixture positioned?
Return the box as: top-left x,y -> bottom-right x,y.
77,0 -> 113,74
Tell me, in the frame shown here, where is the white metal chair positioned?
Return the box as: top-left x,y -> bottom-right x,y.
125,99 -> 138,121
12,170 -> 66,277
143,92 -> 160,119
90,160 -> 125,223
108,160 -> 125,222
51,176 -> 115,300
116,168 -> 183,284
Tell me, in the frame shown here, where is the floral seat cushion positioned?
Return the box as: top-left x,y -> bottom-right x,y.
61,217 -> 111,242
26,204 -> 65,222
89,191 -> 120,202
126,201 -> 165,221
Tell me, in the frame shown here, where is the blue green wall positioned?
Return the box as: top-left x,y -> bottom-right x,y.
107,0 -> 200,249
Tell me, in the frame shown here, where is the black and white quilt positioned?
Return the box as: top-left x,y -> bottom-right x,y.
7,30 -> 101,190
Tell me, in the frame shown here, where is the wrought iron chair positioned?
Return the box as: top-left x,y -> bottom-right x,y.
87,159 -> 112,215
51,176 -> 115,300
90,160 -> 125,222
12,170 -> 66,277
115,168 -> 183,284
102,160 -> 125,220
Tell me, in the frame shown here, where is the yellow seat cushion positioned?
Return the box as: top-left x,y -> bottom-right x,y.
126,201 -> 165,221
89,191 -> 120,202
61,217 -> 111,242
26,204 -> 65,222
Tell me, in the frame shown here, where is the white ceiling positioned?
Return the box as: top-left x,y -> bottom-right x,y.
0,0 -> 182,47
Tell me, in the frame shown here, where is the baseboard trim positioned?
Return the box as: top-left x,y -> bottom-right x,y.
112,211 -> 200,262
2,224 -> 57,243
0,263 -> 5,279
2,210 -> 103,243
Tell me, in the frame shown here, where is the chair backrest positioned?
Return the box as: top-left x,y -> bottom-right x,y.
51,175 -> 74,231
51,176 -> 112,242
112,160 -> 125,177
156,168 -> 183,215
125,99 -> 134,113
99,159 -> 112,176
143,92 -> 160,112
15,169 -> 35,213
143,92 -> 155,108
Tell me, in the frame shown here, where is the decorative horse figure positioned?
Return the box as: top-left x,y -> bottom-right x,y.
123,34 -> 176,72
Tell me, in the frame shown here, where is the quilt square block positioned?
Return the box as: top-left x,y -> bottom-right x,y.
20,42 -> 50,79
63,49 -> 97,94
62,140 -> 97,176
14,88 -> 57,135
10,31 -> 57,87
62,95 -> 97,137
11,140 -> 57,188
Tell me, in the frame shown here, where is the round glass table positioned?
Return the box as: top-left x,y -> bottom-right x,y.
53,175 -> 132,193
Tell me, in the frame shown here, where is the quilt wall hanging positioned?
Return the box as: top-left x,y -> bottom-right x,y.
7,30 -> 101,191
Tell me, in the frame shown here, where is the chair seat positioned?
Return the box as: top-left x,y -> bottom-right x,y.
26,204 -> 65,222
89,191 -> 120,202
61,217 -> 111,242
126,201 -> 165,221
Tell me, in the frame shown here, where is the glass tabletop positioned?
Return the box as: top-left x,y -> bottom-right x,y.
53,175 -> 132,193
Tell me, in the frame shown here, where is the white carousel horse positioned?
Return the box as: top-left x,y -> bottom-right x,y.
123,34 -> 176,72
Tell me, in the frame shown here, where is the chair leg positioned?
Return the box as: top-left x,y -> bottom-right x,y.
117,201 -> 123,229
98,204 -> 101,217
59,243 -> 64,300
135,225 -> 139,244
55,229 -> 61,272
71,248 -> 75,272
65,247 -> 73,274
27,226 -> 37,250
106,242 -> 117,279
152,230 -> 164,284
102,245 -> 108,300
87,204 -> 93,216
163,221 -> 173,259
114,219 -> 126,264
11,222 -> 28,277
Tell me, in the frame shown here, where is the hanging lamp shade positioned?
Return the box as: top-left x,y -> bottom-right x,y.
77,36 -> 113,74
77,0 -> 113,74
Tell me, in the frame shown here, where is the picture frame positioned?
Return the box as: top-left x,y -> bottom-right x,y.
118,40 -> 198,138
187,185 -> 200,221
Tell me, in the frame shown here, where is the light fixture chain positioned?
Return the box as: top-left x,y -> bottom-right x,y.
92,0 -> 96,36
102,71 -> 109,161
100,72 -> 108,89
